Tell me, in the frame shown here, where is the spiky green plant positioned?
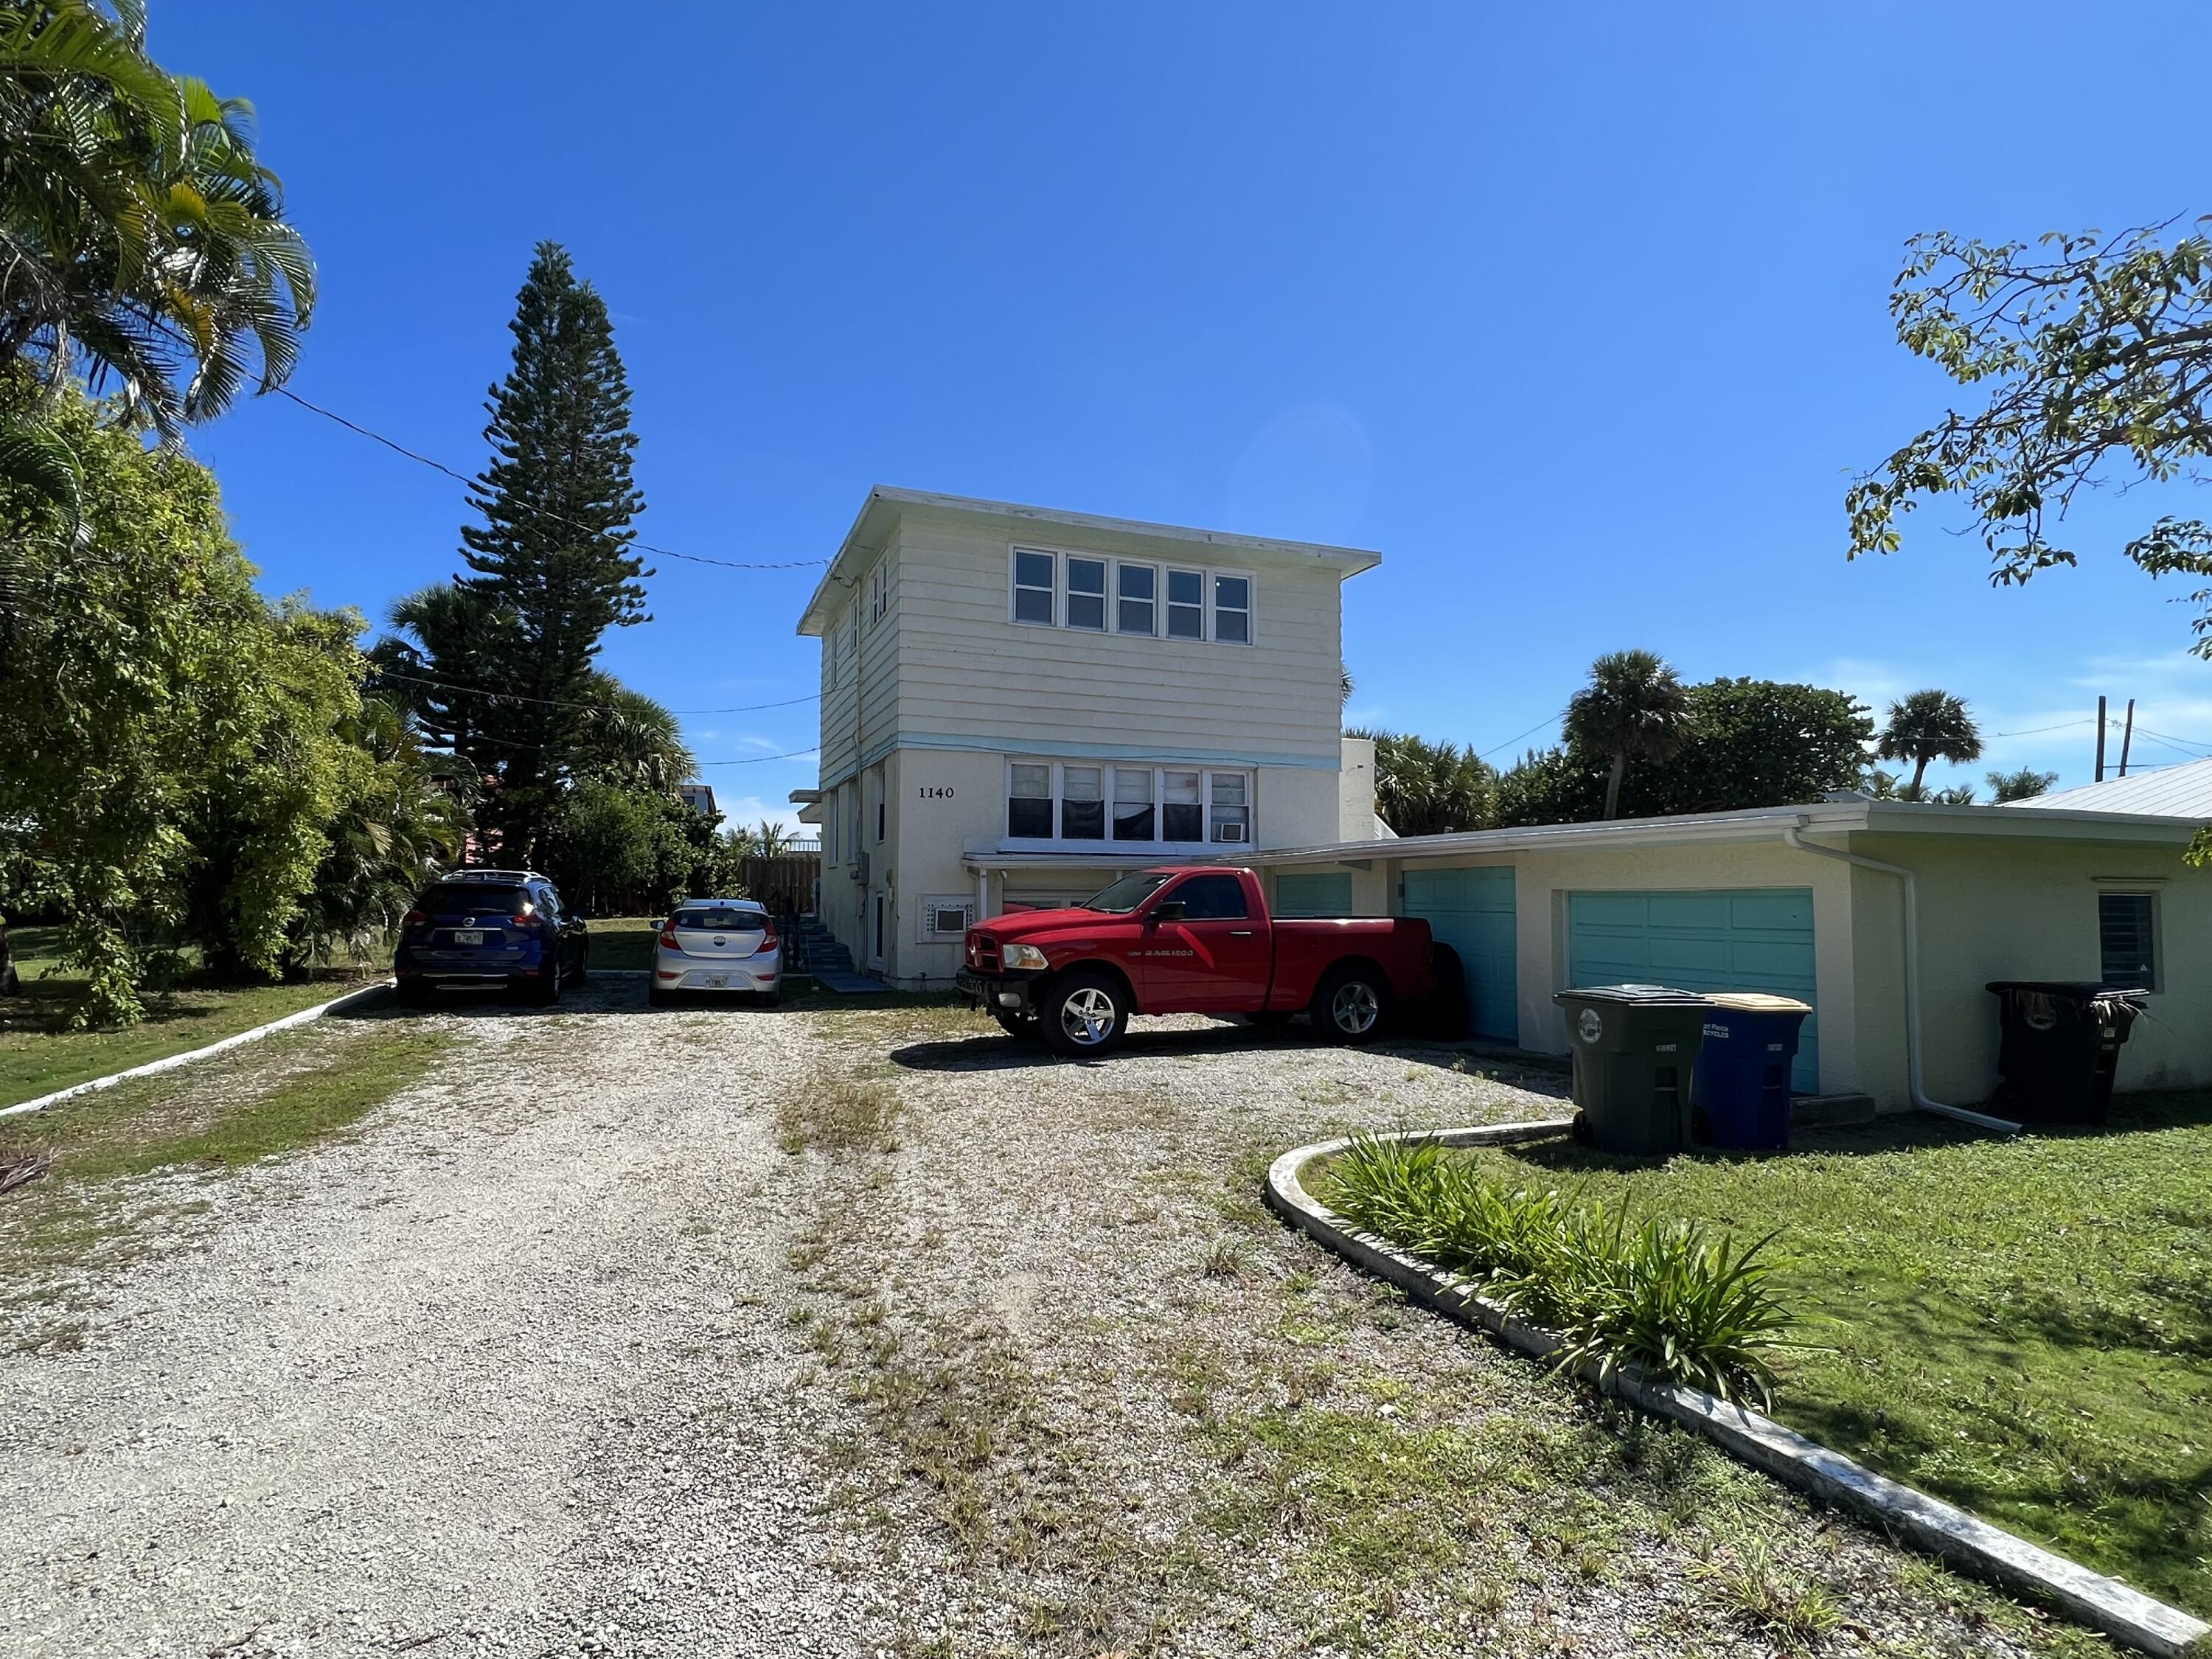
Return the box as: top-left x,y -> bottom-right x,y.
1321,1135 -> 1799,1405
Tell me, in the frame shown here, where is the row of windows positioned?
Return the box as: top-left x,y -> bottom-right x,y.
1011,549 -> 1252,644
1008,760 -> 1251,845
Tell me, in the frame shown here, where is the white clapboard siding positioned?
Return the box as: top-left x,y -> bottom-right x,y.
888,521 -> 1343,763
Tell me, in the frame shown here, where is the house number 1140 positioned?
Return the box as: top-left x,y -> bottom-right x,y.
916,786 -> 956,799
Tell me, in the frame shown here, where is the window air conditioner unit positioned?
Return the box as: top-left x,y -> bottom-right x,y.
923,900 -> 975,939
1215,823 -> 1249,844
852,851 -> 870,884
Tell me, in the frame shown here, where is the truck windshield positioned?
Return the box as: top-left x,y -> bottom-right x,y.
1082,872 -> 1175,914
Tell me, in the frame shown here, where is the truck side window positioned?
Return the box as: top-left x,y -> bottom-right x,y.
1172,874 -> 1248,921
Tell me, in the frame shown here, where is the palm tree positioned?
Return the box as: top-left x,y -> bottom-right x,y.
581,678 -> 695,795
1,2 -> 315,439
1562,650 -> 1693,820
1987,766 -> 2056,802
1876,689 -> 1983,800
1353,728 -> 1495,835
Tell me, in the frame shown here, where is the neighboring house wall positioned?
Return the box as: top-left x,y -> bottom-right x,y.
1844,832 -> 2208,1104
1260,821 -> 2208,1112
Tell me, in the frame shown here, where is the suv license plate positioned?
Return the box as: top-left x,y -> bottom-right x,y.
452,929 -> 484,945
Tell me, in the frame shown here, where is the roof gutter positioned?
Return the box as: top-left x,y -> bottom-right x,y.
1781,821 -> 2020,1135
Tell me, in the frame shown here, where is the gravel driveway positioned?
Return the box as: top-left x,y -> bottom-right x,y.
0,985 -> 2110,1658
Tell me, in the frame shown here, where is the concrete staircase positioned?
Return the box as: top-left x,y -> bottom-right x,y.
793,915 -> 888,995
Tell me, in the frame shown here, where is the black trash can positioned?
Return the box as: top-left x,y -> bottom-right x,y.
1553,984 -> 1712,1155
1985,981 -> 2149,1122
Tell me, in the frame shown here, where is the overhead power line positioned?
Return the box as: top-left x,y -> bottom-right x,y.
1477,710 -> 1566,761
370,666 -> 820,717
274,386 -> 832,571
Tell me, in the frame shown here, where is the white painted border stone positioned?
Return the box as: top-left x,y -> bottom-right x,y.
0,979 -> 395,1121
1265,1124 -> 2211,1659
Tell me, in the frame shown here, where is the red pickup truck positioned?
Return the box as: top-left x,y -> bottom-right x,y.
956,866 -> 1439,1057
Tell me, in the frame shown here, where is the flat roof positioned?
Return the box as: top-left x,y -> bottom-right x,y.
797,486 -> 1383,635
1239,796 -> 2205,867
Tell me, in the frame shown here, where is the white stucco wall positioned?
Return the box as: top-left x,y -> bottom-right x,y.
1844,830 -> 2212,1104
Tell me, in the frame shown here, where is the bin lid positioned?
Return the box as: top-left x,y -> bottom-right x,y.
1553,983 -> 1710,1006
1705,992 -> 1811,1015
1986,981 -> 2148,1001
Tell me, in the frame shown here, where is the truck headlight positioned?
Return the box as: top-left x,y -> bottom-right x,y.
1002,944 -> 1048,972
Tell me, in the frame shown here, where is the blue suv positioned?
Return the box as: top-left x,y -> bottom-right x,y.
394,869 -> 589,1008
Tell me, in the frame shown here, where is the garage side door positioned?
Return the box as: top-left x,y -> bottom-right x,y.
1567,888 -> 1818,1093
1402,866 -> 1517,1041
1275,872 -> 1354,917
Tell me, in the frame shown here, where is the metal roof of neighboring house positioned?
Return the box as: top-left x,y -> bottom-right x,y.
2002,757 -> 2212,820
1240,795 -> 2203,867
797,487 -> 1383,636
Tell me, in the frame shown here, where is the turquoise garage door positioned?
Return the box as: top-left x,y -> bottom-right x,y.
1275,872 -> 1354,917
1402,866 -> 1517,1041
1567,888 -> 1819,1093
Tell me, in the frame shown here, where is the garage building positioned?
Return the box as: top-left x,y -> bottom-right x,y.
1250,796 -> 2208,1111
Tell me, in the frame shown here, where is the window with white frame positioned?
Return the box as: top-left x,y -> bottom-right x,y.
1012,549 -> 1056,625
1006,759 -> 1252,846
1166,568 -> 1205,639
867,562 -> 889,625
1116,563 -> 1156,635
1009,548 -> 1253,644
1066,556 -> 1106,630
1213,574 -> 1251,644
1112,768 -> 1154,841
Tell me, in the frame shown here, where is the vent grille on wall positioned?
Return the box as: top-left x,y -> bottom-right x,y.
921,898 -> 975,939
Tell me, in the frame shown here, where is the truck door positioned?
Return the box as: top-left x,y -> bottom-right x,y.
1146,873 -> 1272,1011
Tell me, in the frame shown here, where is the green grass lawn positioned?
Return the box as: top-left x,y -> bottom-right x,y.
2,925 -> 389,1109
585,914 -> 662,971
1321,1096 -> 2212,1617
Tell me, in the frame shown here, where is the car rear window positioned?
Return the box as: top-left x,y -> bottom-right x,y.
673,907 -> 766,931
422,884 -> 526,913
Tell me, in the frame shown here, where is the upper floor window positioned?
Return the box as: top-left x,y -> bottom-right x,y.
1067,557 -> 1107,630
1009,547 -> 1253,644
1013,550 -> 1055,624
867,562 -> 890,625
1006,759 -> 1253,846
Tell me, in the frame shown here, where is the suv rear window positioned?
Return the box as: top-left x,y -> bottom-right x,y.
421,883 -> 526,913
673,906 -> 766,931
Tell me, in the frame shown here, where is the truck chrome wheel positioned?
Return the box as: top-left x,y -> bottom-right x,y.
1330,980 -> 1381,1035
1043,970 -> 1130,1057
1060,986 -> 1118,1046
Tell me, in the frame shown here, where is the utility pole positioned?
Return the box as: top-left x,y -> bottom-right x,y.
2118,698 -> 2136,779
2095,695 -> 2108,783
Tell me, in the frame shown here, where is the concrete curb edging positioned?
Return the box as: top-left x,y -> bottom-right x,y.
1265,1123 -> 2211,1659
0,979 -> 396,1122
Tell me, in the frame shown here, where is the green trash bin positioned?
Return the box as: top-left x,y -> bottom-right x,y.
1553,984 -> 1713,1155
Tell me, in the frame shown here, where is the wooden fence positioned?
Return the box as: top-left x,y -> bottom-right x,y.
740,854 -> 821,919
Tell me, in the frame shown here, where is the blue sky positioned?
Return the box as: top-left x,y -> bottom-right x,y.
160,1 -> 2212,826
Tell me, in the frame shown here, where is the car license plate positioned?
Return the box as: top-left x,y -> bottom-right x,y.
703,973 -> 730,990
453,930 -> 484,945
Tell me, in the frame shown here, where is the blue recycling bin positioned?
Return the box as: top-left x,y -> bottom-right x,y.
1691,993 -> 1810,1150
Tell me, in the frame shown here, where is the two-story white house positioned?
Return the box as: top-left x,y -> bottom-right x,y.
792,487 -> 1385,989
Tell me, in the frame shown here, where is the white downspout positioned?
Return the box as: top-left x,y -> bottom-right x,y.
1782,821 -> 2020,1135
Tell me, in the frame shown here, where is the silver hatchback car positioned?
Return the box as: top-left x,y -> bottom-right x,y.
649,899 -> 784,1006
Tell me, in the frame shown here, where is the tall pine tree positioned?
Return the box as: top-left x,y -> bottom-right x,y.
459,243 -> 650,860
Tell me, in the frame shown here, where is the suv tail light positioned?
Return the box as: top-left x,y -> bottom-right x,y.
401,909 -> 428,931
509,910 -> 541,930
